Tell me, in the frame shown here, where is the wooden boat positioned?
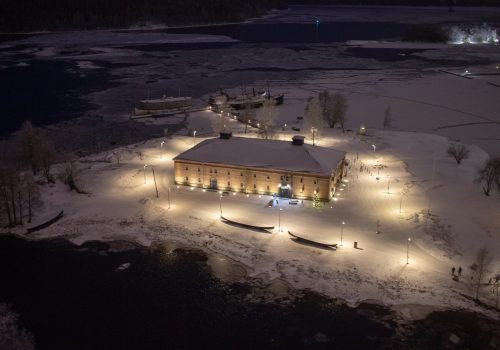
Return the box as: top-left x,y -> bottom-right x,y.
288,230 -> 338,249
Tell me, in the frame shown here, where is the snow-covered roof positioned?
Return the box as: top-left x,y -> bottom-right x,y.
174,137 -> 345,176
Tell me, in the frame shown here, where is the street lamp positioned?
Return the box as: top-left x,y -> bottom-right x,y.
278,207 -> 283,232
143,164 -> 148,184
372,144 -> 376,152
340,221 -> 345,246
193,130 -> 197,145
219,194 -> 223,219
311,127 -> 316,146
399,194 -> 403,214
387,176 -> 391,194
406,237 -> 411,264
167,186 -> 171,209
160,141 -> 165,159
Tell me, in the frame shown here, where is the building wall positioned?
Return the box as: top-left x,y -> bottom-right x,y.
174,160 -> 345,201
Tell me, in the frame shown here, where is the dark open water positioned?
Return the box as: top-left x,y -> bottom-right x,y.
0,235 -> 399,350
1,235 -> 499,349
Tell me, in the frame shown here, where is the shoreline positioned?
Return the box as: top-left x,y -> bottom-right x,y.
2,229 -> 494,323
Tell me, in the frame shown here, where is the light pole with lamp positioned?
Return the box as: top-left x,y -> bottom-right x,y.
193,130 -> 197,145
311,127 -> 316,146
340,221 -> 345,246
150,166 -> 159,198
219,194 -> 223,219
278,207 -> 283,232
399,194 -> 403,214
387,176 -> 391,194
143,164 -> 148,184
406,237 -> 411,264
167,186 -> 171,209
160,141 -> 165,159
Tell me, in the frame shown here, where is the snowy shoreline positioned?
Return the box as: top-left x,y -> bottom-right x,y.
3,128 -> 498,320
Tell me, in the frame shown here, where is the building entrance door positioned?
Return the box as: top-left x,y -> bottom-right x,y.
210,179 -> 217,189
278,185 -> 291,198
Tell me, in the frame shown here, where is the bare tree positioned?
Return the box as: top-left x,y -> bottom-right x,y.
332,93 -> 348,133
383,106 -> 393,130
242,102 -> 254,134
304,96 -> 323,134
58,153 -> 84,193
258,99 -> 277,140
476,157 -> 500,196
211,103 -> 228,134
37,137 -> 56,183
21,172 -> 41,224
470,246 -> 493,301
318,90 -> 335,128
447,143 -> 470,164
15,121 -> 42,174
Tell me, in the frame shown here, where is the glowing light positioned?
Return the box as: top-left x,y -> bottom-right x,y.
190,187 -> 194,191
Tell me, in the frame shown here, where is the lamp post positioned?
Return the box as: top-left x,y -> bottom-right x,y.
311,127 -> 316,146
219,195 -> 223,219
399,194 -> 403,214
278,207 -> 283,232
160,141 -> 165,159
387,176 -> 390,194
167,186 -> 171,209
143,164 -> 148,184
340,221 -> 345,246
406,237 -> 411,264
193,130 -> 197,145
151,166 -> 159,198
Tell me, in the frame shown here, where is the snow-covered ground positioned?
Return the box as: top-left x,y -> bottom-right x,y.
3,5 -> 500,318
19,126 -> 499,318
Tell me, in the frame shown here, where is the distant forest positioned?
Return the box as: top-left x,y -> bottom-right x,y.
0,0 -> 286,32
1,0 -> 499,33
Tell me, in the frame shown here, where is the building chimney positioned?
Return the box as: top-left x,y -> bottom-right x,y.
292,135 -> 305,145
220,131 -> 232,139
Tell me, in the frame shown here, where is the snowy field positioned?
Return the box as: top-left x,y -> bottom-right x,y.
17,127 -> 499,318
3,6 -> 500,317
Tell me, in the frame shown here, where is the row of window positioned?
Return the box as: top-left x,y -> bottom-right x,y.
183,168 -> 317,185
183,177 -> 320,193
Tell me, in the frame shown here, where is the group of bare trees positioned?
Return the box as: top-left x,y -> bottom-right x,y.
445,141 -> 500,197
0,121 -> 66,227
303,90 -> 349,142
469,246 -> 500,309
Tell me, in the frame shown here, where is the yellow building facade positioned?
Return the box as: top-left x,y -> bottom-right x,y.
173,134 -> 346,201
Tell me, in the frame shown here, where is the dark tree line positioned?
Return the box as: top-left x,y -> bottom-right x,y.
0,0 -> 285,32
0,122 -> 65,227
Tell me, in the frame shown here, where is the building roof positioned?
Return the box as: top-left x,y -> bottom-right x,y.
173,137 -> 346,176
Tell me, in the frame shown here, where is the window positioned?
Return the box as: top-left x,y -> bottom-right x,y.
185,166 -> 188,171
227,181 -> 230,186
198,168 -> 200,172
253,184 -> 256,189
214,169 -> 217,174
267,176 -> 270,180
240,183 -> 244,188
209,169 -> 212,174
253,174 -> 256,178
280,176 -> 283,181
228,171 -> 230,175
240,172 -> 243,176
314,180 -> 317,185
300,178 -> 303,183
286,176 -> 289,181
185,176 -> 188,181
266,185 -> 270,191
198,178 -> 201,182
